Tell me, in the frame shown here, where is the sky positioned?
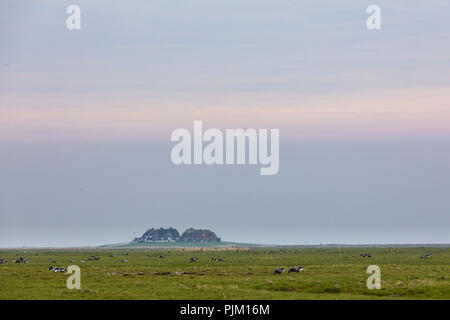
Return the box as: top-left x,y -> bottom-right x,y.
1,1 -> 450,246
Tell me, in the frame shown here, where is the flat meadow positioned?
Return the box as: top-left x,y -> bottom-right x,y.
0,247 -> 449,300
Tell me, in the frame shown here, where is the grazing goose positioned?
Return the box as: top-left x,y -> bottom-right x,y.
274,267 -> 285,275
88,256 -> 100,261
288,266 -> 304,273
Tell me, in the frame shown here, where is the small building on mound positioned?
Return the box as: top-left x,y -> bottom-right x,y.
136,227 -> 180,242
180,228 -> 221,242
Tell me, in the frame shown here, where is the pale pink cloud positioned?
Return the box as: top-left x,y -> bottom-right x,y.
1,87 -> 450,141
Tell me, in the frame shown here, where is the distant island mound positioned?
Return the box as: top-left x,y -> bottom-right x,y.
133,227 -> 221,243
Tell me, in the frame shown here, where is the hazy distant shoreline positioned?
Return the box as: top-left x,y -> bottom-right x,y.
1,242 -> 449,250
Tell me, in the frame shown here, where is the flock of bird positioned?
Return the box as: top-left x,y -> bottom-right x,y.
1,252 -> 303,275
0,251 -> 436,276
274,266 -> 304,274
49,266 -> 66,273
0,256 -> 29,264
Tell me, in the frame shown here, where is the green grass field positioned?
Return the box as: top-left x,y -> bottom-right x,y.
0,247 -> 449,300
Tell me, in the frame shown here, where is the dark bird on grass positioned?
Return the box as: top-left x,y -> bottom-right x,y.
190,257 -> 199,262
274,267 -> 285,275
49,258 -> 56,263
288,266 -> 304,273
